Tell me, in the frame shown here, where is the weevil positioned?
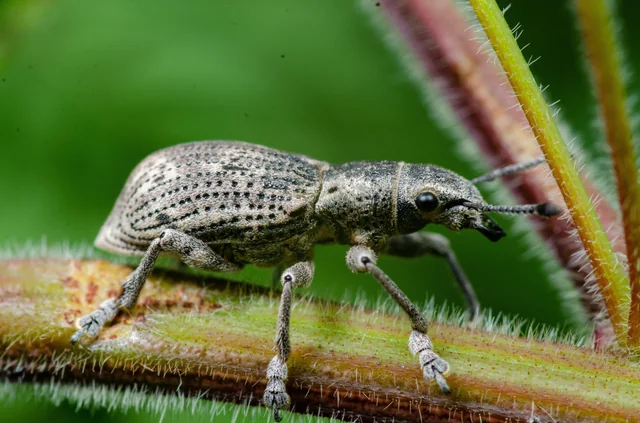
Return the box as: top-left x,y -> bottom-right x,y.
70,141 -> 559,421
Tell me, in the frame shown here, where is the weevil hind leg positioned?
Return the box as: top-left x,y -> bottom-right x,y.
71,229 -> 242,344
384,232 -> 480,320
346,245 -> 451,394
263,260 -> 314,422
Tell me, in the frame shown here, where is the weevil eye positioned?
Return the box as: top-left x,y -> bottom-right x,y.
415,192 -> 439,212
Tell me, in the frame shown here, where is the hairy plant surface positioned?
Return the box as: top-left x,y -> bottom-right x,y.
1,258 -> 639,422
572,0 -> 640,347
366,0 -> 631,345
468,0 -> 631,346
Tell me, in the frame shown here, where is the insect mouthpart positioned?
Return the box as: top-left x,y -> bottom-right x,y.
474,215 -> 506,242
461,198 -> 561,242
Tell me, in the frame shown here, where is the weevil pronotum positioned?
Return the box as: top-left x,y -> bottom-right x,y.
70,141 -> 560,421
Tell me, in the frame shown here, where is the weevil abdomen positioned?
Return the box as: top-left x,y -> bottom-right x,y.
95,141 -> 328,256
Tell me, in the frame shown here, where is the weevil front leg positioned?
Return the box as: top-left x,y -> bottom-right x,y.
70,229 -> 242,344
384,232 -> 479,319
346,246 -> 451,393
264,260 -> 314,422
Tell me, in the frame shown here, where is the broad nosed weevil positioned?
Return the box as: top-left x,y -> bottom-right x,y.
70,141 -> 560,421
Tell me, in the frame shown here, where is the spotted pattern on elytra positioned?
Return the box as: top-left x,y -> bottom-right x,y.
96,141 -> 327,255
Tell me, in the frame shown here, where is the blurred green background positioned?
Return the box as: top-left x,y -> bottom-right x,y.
1,0 -> 636,422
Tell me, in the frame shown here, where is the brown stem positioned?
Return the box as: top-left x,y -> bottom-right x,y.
2,258 -> 639,422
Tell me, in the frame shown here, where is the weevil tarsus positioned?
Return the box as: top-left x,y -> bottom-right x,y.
69,141 -> 560,421
71,229 -> 242,344
347,246 -> 451,392
264,260 -> 314,421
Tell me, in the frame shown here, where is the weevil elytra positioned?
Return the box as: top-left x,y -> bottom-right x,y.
71,141 -> 560,421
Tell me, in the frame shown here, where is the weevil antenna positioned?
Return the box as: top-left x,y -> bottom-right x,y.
464,201 -> 561,217
471,156 -> 546,184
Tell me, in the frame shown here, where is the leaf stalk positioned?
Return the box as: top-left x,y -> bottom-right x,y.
468,0 -> 631,346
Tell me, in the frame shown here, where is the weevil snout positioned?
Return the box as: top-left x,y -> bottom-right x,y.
443,201 -> 507,242
432,200 -> 506,241
396,163 -> 559,240
396,164 -> 490,234
470,214 -> 506,242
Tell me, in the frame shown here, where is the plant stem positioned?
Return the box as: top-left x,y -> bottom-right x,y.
1,258 -> 639,422
468,0 -> 631,346
370,0 -> 627,341
573,0 -> 640,348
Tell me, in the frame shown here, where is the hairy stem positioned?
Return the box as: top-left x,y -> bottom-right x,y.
573,0 -> 640,348
1,258 -> 639,422
368,0 -> 627,341
468,0 -> 631,346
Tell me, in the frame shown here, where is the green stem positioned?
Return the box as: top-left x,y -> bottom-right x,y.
468,0 -> 631,346
1,258 -> 639,422
573,0 -> 640,347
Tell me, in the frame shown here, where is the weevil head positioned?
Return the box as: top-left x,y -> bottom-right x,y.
396,164 -> 506,242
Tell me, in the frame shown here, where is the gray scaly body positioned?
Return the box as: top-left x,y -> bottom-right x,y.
73,140 -> 560,421
96,141 -> 327,267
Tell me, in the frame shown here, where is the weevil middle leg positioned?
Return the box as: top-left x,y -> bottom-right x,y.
346,245 -> 451,393
264,260 -> 315,422
384,232 -> 479,319
71,229 -> 242,344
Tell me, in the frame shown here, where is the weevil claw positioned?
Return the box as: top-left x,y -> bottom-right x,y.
69,299 -> 119,345
434,371 -> 451,394
273,403 -> 283,422
69,327 -> 86,345
410,330 -> 451,394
